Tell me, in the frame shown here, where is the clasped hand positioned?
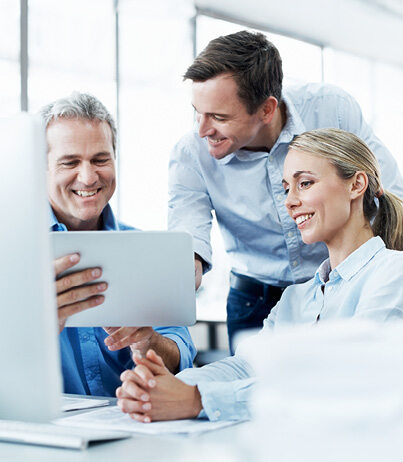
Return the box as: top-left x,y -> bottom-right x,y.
116,349 -> 202,422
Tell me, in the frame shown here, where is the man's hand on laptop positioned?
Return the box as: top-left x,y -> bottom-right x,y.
54,253 -> 107,333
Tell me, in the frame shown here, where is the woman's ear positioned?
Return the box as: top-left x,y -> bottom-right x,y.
350,171 -> 368,199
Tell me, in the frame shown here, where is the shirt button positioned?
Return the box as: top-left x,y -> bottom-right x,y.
213,410 -> 221,418
287,231 -> 294,238
293,260 -> 298,267
268,156 -> 273,162
276,194 -> 283,201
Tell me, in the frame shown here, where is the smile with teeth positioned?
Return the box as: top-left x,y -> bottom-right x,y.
295,213 -> 314,225
74,189 -> 100,197
208,137 -> 226,144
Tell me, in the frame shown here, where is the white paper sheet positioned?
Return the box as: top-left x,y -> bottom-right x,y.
61,396 -> 109,412
55,406 -> 242,435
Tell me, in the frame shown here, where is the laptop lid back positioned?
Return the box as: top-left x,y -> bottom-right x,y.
0,114 -> 62,422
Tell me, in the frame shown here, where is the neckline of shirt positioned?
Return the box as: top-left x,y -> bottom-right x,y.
315,236 -> 385,285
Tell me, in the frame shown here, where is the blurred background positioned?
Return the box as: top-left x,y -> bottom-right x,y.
2,0 -> 402,353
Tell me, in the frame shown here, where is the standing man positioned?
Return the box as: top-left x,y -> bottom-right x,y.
168,31 -> 403,352
42,92 -> 196,396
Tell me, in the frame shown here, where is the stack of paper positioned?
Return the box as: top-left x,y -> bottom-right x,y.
55,406 -> 240,436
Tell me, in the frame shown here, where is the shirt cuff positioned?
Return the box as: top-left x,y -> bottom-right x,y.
195,379 -> 255,422
157,330 -> 196,371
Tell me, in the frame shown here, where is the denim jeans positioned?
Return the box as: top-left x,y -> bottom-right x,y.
226,283 -> 283,354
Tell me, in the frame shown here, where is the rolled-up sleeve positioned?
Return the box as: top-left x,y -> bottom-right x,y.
154,326 -> 196,371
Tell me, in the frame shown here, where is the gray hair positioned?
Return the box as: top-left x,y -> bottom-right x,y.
40,92 -> 117,154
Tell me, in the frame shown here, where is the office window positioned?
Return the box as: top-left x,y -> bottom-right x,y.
373,62 -> 403,170
323,48 -> 374,124
323,48 -> 403,170
0,0 -> 20,115
28,0 -> 116,116
118,0 -> 194,229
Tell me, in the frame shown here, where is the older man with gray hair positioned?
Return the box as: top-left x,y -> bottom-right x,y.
42,92 -> 196,397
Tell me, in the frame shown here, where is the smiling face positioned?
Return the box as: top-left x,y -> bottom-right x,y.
192,73 -> 273,159
47,118 -> 116,231
282,149 -> 354,246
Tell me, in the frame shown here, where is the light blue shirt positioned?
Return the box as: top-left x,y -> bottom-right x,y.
51,204 -> 196,396
177,237 -> 403,420
169,83 -> 403,285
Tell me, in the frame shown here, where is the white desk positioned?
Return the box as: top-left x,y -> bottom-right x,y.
0,397 -> 251,461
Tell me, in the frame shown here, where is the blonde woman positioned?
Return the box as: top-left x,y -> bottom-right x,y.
117,128 -> 403,422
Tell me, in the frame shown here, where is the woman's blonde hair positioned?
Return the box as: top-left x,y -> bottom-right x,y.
289,128 -> 403,251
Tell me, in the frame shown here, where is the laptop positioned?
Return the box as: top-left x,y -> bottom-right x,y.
0,114 -> 129,448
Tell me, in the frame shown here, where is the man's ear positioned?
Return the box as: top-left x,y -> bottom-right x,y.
350,171 -> 368,199
260,96 -> 278,124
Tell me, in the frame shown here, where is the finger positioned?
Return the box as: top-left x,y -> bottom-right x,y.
132,364 -> 156,387
117,398 -> 152,416
109,327 -> 154,351
120,376 -> 151,401
120,369 -> 149,390
146,349 -> 165,367
54,253 -> 80,277
104,327 -> 139,347
57,282 -> 107,308
58,295 -> 104,322
56,267 -> 103,294
129,412 -> 151,423
103,327 -> 120,335
133,353 -> 166,376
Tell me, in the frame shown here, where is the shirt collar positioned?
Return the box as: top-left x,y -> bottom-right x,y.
49,203 -> 119,231
314,236 -> 385,284
275,91 -> 307,145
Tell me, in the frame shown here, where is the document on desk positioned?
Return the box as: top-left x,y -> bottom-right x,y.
61,396 -> 109,412
55,406 -> 242,435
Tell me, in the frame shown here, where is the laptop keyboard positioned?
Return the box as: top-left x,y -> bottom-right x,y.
0,419 -> 130,450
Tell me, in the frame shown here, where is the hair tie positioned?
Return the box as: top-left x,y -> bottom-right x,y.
375,186 -> 384,199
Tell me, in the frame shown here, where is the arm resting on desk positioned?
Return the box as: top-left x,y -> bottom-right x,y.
117,350 -> 255,422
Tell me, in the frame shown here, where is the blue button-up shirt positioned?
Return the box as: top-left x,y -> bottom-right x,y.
169,83 -> 403,286
177,237 -> 403,421
51,204 -> 196,396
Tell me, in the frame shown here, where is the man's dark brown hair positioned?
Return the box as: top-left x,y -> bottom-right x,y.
184,30 -> 283,114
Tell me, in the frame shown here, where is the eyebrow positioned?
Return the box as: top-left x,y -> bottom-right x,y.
57,152 -> 112,161
191,104 -> 228,118
282,170 -> 316,185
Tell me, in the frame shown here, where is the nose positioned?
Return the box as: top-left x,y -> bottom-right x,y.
284,188 -> 301,211
198,114 -> 214,138
77,162 -> 98,186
